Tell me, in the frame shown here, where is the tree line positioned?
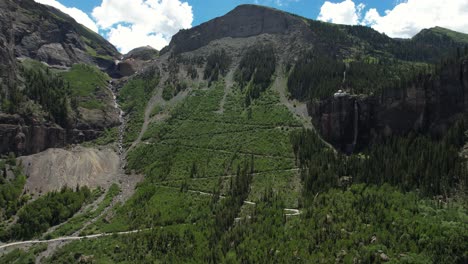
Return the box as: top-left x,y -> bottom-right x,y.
22,65 -> 71,127
291,119 -> 467,199
203,49 -> 232,85
0,155 -> 27,221
1,186 -> 92,241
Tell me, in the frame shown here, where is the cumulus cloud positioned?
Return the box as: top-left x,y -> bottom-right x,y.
318,0 -> 365,25
34,0 -> 98,32
318,0 -> 468,38
363,0 -> 468,38
106,25 -> 169,54
92,0 -> 193,53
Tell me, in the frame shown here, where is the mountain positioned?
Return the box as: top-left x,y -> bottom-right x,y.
0,4 -> 466,264
161,4 -> 468,152
2,3 -> 467,156
161,4 -> 310,54
307,26 -> 468,152
5,0 -> 120,69
123,46 -> 159,61
415,26 -> 468,45
0,0 -> 121,155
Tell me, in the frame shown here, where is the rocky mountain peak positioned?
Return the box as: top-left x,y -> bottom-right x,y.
3,0 -> 120,71
162,4 -> 306,54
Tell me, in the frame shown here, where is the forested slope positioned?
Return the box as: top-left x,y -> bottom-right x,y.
0,4 -> 466,264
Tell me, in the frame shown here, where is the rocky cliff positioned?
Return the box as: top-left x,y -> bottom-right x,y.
310,58 -> 468,152
0,113 -> 102,155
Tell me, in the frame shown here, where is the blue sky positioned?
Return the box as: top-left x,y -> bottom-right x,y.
35,0 -> 468,53
52,0 -> 395,26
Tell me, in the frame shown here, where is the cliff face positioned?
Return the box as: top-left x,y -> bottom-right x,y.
310,59 -> 468,152
0,113 -> 102,156
310,95 -> 374,153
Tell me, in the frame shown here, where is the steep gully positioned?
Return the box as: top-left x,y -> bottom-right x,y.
28,82 -> 143,262
27,82 -> 143,262
108,83 -> 125,159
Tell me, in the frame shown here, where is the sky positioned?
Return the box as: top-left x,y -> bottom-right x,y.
34,0 -> 468,54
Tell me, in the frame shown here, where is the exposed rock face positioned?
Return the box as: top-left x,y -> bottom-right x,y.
116,60 -> 138,77
0,113 -> 102,156
310,95 -> 374,153
7,0 -> 120,69
310,59 -> 468,152
162,5 -> 310,54
76,106 -> 120,131
116,46 -> 159,77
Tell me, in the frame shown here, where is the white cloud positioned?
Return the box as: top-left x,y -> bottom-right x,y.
92,0 -> 193,53
317,0 -> 468,38
363,0 -> 468,38
318,0 -> 364,25
34,0 -> 98,32
107,25 -> 168,54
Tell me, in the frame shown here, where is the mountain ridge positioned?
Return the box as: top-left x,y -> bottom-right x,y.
162,4 -> 468,65
161,4 -> 310,55
1,2 -> 468,157
8,0 -> 120,70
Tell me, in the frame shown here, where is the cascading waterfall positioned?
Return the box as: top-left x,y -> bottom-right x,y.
107,82 -> 125,161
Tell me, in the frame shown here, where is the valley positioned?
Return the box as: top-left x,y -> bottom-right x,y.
0,1 -> 467,263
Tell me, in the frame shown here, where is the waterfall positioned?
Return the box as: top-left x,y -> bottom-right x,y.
351,100 -> 358,152
107,83 -> 125,161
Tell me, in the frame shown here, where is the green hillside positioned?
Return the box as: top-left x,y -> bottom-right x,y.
0,3 -> 467,264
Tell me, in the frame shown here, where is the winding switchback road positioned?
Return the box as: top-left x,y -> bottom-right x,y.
0,229 -> 151,250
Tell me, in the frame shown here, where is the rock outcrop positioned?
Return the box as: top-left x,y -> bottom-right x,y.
115,46 -> 159,77
310,59 -> 468,152
0,113 -> 102,156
